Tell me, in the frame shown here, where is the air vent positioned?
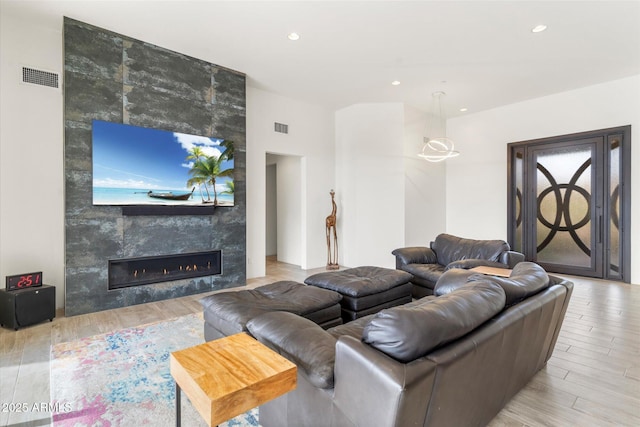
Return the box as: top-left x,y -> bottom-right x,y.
21,66 -> 59,89
274,122 -> 289,134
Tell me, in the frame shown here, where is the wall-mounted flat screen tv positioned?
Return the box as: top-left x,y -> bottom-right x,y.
92,120 -> 234,207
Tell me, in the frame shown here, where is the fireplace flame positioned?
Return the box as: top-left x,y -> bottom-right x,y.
124,264 -> 215,277
129,263 -> 212,280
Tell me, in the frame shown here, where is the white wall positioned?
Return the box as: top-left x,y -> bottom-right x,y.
447,75 -> 640,284
335,103 -> 407,268
246,87 -> 335,277
275,155 -> 302,265
0,9 -> 65,307
333,103 -> 447,268
403,105 -> 447,246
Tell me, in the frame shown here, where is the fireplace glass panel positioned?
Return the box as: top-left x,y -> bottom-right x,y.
109,251 -> 222,290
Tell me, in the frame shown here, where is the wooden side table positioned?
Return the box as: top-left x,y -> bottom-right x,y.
469,266 -> 512,277
170,333 -> 297,427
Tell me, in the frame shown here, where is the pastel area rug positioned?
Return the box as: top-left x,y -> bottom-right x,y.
50,313 -> 260,426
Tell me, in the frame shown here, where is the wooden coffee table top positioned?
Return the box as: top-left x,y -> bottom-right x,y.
469,266 -> 512,277
170,332 -> 297,426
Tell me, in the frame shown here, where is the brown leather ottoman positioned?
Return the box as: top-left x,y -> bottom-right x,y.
304,266 -> 413,322
201,280 -> 343,341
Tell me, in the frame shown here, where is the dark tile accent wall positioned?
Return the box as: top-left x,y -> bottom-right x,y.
64,18 -> 246,316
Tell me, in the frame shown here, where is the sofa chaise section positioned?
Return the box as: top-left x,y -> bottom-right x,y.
304,266 -> 413,321
200,281 -> 343,341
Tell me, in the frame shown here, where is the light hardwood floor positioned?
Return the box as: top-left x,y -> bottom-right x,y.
1,258 -> 639,426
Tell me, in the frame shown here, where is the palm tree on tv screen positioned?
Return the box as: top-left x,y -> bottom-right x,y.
221,180 -> 234,196
186,146 -> 209,202
220,139 -> 234,160
187,152 -> 233,206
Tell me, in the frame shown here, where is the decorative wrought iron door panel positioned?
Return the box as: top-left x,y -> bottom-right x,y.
508,126 -> 630,283
530,139 -> 602,276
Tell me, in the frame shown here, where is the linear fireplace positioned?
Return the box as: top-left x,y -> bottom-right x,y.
108,251 -> 222,290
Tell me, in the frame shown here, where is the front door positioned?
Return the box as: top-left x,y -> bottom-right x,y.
508,126 -> 630,282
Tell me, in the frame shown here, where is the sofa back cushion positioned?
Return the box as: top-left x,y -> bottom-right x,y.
362,281 -> 506,362
432,233 -> 510,266
469,261 -> 550,307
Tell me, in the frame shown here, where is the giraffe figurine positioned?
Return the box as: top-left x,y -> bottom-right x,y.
326,189 -> 339,270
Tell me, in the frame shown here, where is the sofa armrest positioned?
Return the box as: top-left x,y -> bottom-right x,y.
500,250 -> 525,268
332,336 -> 436,427
246,311 -> 337,389
391,246 -> 437,268
446,259 -> 508,270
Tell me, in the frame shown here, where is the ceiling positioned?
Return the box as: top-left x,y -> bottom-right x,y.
3,0 -> 640,117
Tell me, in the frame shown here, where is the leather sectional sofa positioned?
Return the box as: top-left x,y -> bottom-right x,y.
246,262 -> 573,427
392,233 -> 525,298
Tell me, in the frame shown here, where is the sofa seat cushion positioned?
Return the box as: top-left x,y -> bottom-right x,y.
400,263 -> 445,286
362,281 -> 506,362
306,267 -> 413,321
470,262 -> 550,306
201,281 -> 342,336
247,312 -> 337,389
305,266 -> 412,298
432,233 -> 509,267
340,282 -> 412,312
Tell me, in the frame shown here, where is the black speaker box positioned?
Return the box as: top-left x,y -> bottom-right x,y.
0,285 -> 55,330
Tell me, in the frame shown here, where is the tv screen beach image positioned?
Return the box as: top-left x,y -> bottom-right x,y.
92,120 -> 234,206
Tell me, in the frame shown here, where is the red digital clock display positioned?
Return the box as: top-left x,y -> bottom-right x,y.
6,272 -> 43,291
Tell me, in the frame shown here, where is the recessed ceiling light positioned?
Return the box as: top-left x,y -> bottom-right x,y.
460,108 -> 468,112
287,32 -> 300,41
532,24 -> 547,33
391,80 -> 401,86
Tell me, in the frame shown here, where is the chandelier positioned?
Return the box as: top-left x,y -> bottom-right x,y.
418,91 -> 460,162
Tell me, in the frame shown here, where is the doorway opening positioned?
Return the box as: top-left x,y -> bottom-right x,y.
265,153 -> 303,269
